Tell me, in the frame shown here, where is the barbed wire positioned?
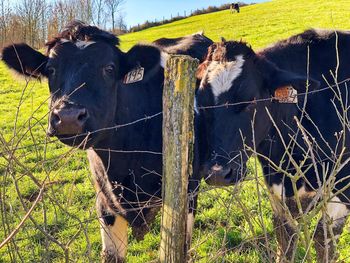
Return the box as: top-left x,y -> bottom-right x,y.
198,77 -> 350,110
2,65 -> 350,262
3,77 -> 350,158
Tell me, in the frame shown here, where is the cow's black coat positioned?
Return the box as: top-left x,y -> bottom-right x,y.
2,21 -> 213,243
196,29 -> 350,261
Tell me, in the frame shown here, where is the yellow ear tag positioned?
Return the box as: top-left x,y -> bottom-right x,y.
274,85 -> 298,103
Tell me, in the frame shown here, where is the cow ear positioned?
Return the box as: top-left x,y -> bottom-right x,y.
196,61 -> 208,80
121,44 -> 163,83
259,59 -> 319,100
269,69 -> 320,94
267,69 -> 319,103
2,43 -> 48,78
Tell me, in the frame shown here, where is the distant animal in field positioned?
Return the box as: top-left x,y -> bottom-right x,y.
230,3 -> 240,13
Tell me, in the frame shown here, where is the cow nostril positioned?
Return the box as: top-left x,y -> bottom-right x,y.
77,109 -> 88,122
224,168 -> 233,180
50,106 -> 88,135
52,111 -> 61,124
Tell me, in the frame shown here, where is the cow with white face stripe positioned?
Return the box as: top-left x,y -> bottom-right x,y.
196,30 -> 350,262
2,21 -> 213,262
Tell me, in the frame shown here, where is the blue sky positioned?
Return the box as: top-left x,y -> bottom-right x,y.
123,0 -> 267,27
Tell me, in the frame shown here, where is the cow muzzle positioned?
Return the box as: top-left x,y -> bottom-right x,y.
203,162 -> 243,186
47,104 -> 88,136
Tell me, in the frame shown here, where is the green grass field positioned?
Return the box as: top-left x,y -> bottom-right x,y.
119,0 -> 350,51
2,0 -> 350,262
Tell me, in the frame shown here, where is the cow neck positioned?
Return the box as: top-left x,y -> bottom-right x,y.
114,68 -> 164,149
257,100 -> 300,158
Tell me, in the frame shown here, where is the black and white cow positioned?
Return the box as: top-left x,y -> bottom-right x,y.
230,3 -> 240,13
196,29 -> 350,262
2,21 -> 212,262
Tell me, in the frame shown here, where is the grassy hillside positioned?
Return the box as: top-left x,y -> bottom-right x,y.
1,0 -> 350,262
120,0 -> 350,51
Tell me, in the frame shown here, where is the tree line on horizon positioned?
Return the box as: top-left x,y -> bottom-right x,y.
0,0 -> 126,49
128,2 -> 250,33
0,1 -> 251,50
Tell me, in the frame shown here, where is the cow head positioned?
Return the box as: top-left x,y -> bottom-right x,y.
2,21 -> 163,148
196,40 -> 319,185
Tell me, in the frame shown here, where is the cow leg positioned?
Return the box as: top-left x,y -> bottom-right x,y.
186,212 -> 195,250
269,184 -> 298,262
97,198 -> 128,263
314,196 -> 349,263
186,191 -> 198,252
272,214 -> 298,262
185,188 -> 199,263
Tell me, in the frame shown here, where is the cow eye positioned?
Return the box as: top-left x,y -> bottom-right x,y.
46,66 -> 55,76
104,64 -> 115,74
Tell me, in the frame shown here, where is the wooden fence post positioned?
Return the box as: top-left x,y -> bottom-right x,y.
160,55 -> 199,262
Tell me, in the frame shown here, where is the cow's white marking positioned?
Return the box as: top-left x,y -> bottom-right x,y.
88,149 -> 128,260
160,52 -> 169,68
297,185 -> 316,198
272,184 -> 317,201
207,55 -> 245,101
75,40 -> 96,49
271,183 -> 285,201
269,183 -> 287,217
49,39 -> 94,57
322,196 -> 349,245
100,215 -> 128,260
326,196 -> 349,227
